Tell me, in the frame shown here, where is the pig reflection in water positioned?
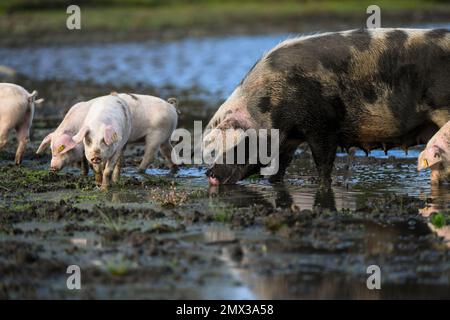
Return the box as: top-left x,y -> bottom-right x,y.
419,185 -> 450,247
207,184 -> 355,212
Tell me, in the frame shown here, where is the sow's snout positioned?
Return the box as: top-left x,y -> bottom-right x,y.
206,164 -> 259,185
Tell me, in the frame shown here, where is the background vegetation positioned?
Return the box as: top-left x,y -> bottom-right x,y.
1,0 -> 449,46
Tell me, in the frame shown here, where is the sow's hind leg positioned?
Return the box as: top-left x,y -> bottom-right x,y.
306,132 -> 337,190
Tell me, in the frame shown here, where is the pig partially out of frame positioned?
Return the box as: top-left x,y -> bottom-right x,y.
418,120 -> 450,184
204,28 -> 450,189
0,83 -> 44,164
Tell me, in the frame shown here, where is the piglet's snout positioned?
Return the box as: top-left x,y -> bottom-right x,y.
91,149 -> 102,164
91,156 -> 102,164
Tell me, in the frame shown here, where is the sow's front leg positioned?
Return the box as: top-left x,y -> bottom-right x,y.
268,141 -> 301,184
306,132 -> 337,190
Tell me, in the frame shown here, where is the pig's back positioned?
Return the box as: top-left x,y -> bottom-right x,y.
56,101 -> 93,135
118,93 -> 177,141
0,83 -> 29,107
255,28 -> 450,146
84,95 -> 131,131
0,83 -> 29,122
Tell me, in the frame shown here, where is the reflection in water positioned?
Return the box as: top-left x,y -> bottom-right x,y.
200,164 -> 450,299
202,217 -> 449,299
419,185 -> 450,247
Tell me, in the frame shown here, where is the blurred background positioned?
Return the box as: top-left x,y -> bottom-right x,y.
1,0 -> 450,126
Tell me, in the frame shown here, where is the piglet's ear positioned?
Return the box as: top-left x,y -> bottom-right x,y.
36,132 -> 53,154
104,125 -> 119,145
58,139 -> 78,155
72,126 -> 89,144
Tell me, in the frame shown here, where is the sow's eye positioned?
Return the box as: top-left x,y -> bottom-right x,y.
85,136 -> 92,145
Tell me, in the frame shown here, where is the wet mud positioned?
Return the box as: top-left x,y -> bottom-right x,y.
0,110 -> 449,299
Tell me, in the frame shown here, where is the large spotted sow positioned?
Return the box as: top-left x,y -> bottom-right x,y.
204,28 -> 450,189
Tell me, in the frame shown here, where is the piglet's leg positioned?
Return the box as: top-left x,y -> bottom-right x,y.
430,167 -> 441,185
138,135 -> 161,173
101,150 -> 121,191
112,150 -> 124,183
14,112 -> 31,165
81,157 -> 89,176
160,140 -> 178,173
93,163 -> 103,186
0,126 -> 8,150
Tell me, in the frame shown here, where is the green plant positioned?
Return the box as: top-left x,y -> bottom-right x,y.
430,212 -> 448,229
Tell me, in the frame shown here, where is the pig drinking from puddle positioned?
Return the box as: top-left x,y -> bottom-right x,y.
37,93 -> 178,175
204,28 -> 450,189
0,83 -> 44,164
418,120 -> 450,185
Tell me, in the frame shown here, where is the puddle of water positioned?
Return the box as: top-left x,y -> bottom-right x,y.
200,218 -> 450,299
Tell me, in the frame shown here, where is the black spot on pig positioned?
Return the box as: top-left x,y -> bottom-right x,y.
378,29 -> 450,115
347,28 -> 372,51
268,70 -> 343,134
427,29 -> 449,40
266,34 -> 354,74
360,85 -> 378,104
257,96 -> 272,113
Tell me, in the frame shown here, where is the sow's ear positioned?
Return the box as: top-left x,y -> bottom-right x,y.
58,134 -> 79,155
72,126 -> 90,144
104,125 -> 120,145
36,132 -> 53,154
418,145 -> 443,171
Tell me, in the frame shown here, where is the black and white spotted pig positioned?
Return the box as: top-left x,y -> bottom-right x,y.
204,28 -> 450,189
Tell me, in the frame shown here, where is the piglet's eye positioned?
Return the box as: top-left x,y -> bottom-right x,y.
85,136 -> 92,145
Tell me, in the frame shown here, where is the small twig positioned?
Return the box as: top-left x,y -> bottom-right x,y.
0,185 -> 10,192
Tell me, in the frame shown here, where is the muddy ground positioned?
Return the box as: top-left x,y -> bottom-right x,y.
0,79 -> 450,299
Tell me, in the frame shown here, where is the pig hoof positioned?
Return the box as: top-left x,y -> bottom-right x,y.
137,167 -> 146,174
100,185 -> 110,192
268,175 -> 284,184
169,165 -> 179,175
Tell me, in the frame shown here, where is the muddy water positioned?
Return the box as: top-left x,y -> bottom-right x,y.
3,150 -> 448,299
